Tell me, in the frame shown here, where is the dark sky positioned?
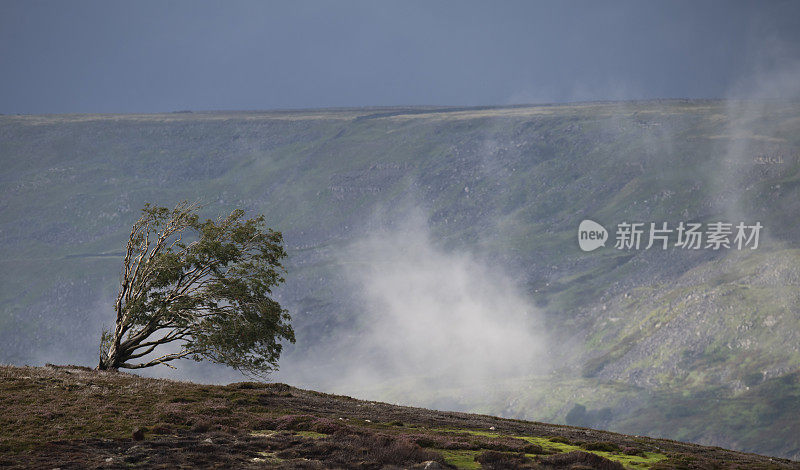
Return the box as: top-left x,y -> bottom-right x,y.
1,0 -> 799,114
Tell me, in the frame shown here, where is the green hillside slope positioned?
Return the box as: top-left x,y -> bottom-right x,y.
2,101 -> 800,459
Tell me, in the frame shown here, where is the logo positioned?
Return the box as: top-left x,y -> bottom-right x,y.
578,219 -> 608,252
577,220 -> 763,252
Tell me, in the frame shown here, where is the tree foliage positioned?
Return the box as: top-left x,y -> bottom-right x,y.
98,201 -> 294,376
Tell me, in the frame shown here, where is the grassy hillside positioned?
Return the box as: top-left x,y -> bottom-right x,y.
2,101 -> 800,459
2,364 -> 798,469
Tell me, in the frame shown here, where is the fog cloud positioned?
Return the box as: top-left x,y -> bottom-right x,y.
280,209 -> 546,405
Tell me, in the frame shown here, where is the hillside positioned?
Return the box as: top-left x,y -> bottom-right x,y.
2,101 -> 800,459
1,364 -> 797,469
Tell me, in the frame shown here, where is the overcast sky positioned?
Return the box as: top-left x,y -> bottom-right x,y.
1,0 -> 799,114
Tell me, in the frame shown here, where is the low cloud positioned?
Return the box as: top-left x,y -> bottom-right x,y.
292,209 -> 549,405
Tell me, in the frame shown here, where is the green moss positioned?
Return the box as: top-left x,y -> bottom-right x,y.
255,451 -> 286,464
295,430 -> 328,439
432,429 -> 667,468
436,449 -> 481,469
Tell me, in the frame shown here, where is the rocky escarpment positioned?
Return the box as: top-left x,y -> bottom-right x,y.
2,101 -> 800,458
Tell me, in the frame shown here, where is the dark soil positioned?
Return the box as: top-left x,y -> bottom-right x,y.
0,365 -> 796,469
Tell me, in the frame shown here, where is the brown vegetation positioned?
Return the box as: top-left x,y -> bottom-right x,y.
0,365 -> 797,469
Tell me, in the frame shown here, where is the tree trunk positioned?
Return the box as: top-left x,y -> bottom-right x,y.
98,341 -> 123,370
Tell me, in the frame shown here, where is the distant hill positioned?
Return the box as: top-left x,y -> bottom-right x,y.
2,364 -> 797,469
1,101 -> 800,459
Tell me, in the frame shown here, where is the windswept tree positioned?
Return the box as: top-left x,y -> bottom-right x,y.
98,202 -> 294,376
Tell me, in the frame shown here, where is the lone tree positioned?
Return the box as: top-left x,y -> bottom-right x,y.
98,201 -> 294,376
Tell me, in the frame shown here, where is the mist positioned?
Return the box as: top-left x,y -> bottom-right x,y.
273,209 -> 548,408
714,48 -> 800,241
